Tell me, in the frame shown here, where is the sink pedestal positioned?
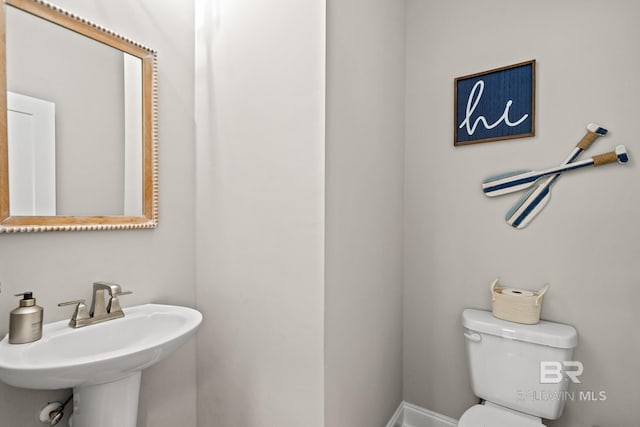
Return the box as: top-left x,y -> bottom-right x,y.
72,372 -> 141,427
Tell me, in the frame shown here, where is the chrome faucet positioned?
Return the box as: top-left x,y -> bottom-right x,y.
59,282 -> 132,328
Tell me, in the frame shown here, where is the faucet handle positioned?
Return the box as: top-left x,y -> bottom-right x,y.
107,290 -> 132,314
58,299 -> 86,307
114,290 -> 132,297
58,299 -> 91,327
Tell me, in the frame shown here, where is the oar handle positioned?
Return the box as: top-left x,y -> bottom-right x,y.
593,145 -> 629,166
593,151 -> 618,166
577,123 -> 608,151
577,131 -> 601,151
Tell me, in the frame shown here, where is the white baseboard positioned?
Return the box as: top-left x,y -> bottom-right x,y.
386,403 -> 405,427
386,401 -> 458,427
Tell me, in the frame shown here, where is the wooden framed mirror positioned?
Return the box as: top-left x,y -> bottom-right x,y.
0,0 -> 158,232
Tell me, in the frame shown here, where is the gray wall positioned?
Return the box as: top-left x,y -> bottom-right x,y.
325,0 -> 405,425
194,0 -> 326,426
404,1 -> 640,426
0,0 -> 196,426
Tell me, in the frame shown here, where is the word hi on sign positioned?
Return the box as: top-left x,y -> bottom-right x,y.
454,60 -> 535,146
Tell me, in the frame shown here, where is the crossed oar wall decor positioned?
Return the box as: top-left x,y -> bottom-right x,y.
482,124 -> 630,228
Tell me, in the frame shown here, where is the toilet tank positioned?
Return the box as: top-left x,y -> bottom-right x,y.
462,309 -> 578,420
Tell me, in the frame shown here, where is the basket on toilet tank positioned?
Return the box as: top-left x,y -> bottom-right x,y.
490,278 -> 549,325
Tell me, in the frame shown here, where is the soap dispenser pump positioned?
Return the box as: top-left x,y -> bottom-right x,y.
9,292 -> 43,344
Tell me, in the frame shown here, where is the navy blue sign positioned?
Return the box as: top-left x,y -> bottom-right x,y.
454,60 -> 535,146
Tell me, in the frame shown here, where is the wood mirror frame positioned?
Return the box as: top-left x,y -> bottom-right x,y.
0,0 -> 158,233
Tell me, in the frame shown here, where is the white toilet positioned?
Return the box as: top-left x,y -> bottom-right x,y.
459,309 -> 578,427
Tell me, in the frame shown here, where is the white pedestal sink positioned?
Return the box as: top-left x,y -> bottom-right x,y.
0,304 -> 202,427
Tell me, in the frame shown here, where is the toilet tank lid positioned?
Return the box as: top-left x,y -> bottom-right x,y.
463,309 -> 578,349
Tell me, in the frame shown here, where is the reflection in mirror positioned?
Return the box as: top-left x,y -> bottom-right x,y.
7,91 -> 56,216
6,5 -> 144,216
0,0 -> 157,232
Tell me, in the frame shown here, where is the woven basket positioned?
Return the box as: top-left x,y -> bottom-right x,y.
490,278 -> 549,325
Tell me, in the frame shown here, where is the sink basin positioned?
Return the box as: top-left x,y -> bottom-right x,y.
0,304 -> 202,427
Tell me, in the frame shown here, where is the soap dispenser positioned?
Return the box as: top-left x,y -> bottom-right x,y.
9,292 -> 43,344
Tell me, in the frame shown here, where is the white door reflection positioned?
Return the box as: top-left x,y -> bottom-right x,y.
7,91 -> 56,216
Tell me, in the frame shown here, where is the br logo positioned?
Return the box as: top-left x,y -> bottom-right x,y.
540,361 -> 584,384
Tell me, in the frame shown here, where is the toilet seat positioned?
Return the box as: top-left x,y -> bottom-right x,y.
458,403 -> 545,427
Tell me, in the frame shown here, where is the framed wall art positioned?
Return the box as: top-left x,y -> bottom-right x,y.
454,60 -> 535,146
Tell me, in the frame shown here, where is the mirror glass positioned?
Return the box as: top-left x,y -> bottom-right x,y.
6,5 -> 143,216
0,0 -> 158,232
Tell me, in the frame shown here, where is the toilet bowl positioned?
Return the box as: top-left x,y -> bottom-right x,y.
458,402 -> 544,427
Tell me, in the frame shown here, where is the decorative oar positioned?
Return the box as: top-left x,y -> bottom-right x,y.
482,145 -> 629,197
506,123 -> 607,228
